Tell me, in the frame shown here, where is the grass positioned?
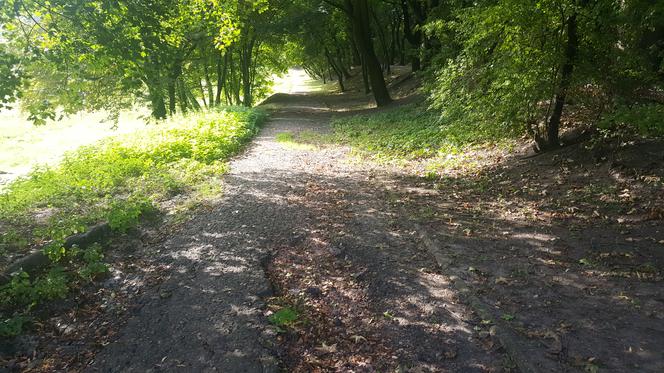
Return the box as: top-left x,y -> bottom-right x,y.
0,108 -> 149,187
276,132 -> 318,151
330,102 -> 520,174
0,106 -> 266,336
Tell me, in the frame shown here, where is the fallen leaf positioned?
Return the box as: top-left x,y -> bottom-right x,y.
315,343 -> 337,354
350,335 -> 367,343
444,349 -> 458,359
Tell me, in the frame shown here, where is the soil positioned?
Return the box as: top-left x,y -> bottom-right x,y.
1,74 -> 663,372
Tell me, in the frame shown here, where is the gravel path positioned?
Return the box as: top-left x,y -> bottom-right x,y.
88,94 -> 337,372
87,92 -> 502,372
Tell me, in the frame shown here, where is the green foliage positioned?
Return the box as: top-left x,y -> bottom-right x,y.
0,106 -> 265,251
599,104 -> 664,137
1,0 -> 291,120
77,244 -> 110,281
0,314 -> 28,338
0,268 -> 68,337
425,0 -> 664,145
268,307 -> 299,330
276,132 -> 295,143
0,267 -> 68,310
427,1 -> 567,131
107,196 -> 155,233
331,103 -> 518,160
0,45 -> 21,110
0,107 -> 265,336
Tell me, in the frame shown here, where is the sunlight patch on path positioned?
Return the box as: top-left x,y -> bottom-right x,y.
270,68 -> 328,94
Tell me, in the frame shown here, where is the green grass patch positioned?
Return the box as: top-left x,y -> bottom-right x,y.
0,106 -> 266,336
331,102 -> 519,161
599,103 -> 664,137
268,306 -> 300,332
275,131 -> 317,151
0,108 -> 149,181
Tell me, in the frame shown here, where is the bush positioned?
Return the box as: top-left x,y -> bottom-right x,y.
0,106 -> 266,336
331,103 -> 518,160
599,104 -> 664,137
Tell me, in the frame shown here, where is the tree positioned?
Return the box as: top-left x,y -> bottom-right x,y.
0,44 -> 21,110
0,0 -> 289,121
426,0 -> 662,151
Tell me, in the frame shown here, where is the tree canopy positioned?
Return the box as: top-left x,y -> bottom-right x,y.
1,0 -> 662,148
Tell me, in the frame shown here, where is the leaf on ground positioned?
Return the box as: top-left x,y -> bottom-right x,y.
315,342 -> 337,354
494,277 -> 509,285
350,335 -> 367,343
501,313 -> 515,321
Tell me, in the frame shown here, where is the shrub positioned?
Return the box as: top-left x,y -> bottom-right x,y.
0,106 -> 266,336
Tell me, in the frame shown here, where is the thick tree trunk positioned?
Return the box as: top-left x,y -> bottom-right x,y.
239,34 -> 257,107
167,80 -> 177,115
349,31 -> 362,66
168,60 -> 183,115
148,84 -> 167,119
360,55 -> 370,94
187,86 -> 202,111
177,79 -> 188,114
371,9 -> 391,73
346,0 -> 391,106
199,78 -> 208,108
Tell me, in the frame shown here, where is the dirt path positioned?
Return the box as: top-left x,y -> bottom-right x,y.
76,89 -> 663,373
87,94 -> 334,371
82,92 -> 506,372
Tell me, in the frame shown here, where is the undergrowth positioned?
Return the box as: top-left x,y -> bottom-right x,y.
0,106 -> 266,337
331,102 -> 520,173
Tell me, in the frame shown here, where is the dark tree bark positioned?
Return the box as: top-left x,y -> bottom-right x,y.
371,8 -> 391,73
239,36 -> 256,107
345,0 -> 391,106
168,59 -> 183,115
204,62 -> 214,108
186,86 -> 202,111
537,10 -> 580,151
177,79 -> 188,114
167,79 -> 177,115
401,0 -> 422,71
360,54 -> 371,94
199,78 -> 208,108
325,48 -> 345,91
148,83 -> 167,119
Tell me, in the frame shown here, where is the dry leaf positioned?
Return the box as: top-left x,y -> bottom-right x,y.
315,343 -> 337,354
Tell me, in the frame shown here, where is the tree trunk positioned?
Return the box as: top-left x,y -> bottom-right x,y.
346,0 -> 391,106
168,60 -> 183,115
537,11 -> 580,151
199,78 -> 208,108
167,79 -> 177,115
148,83 -> 167,119
216,51 -> 228,106
349,30 -> 362,66
401,0 -> 423,72
370,9 -> 391,73
360,55 -> 370,94
187,86 -> 202,111
204,63 -> 214,108
177,79 -> 188,114
326,48 -> 345,92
